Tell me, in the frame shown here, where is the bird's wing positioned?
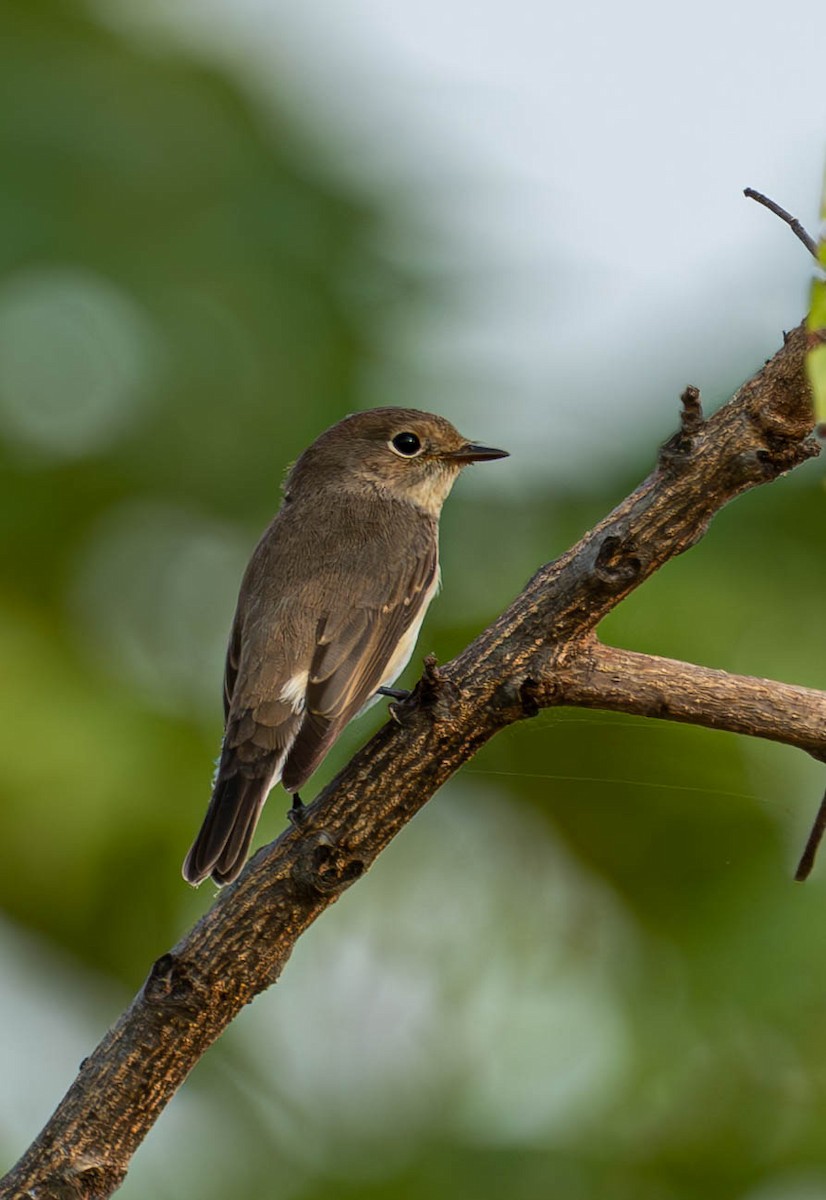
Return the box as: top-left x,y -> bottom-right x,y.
222,608 -> 313,769
281,534 -> 438,792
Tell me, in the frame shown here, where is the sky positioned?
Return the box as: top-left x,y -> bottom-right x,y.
97,0 -> 826,484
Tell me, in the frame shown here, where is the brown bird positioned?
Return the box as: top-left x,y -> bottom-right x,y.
183,407 -> 508,886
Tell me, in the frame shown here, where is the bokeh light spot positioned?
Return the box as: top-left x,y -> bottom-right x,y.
0,267 -> 160,460
70,501 -> 250,717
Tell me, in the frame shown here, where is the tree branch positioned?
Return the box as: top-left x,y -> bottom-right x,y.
553,640 -> 826,757
0,324 -> 819,1200
744,188 -> 820,260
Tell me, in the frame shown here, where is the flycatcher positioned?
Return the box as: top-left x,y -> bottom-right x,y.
183,407 -> 508,886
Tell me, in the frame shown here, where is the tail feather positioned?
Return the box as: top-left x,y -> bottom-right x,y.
183,773 -> 271,887
211,789 -> 268,885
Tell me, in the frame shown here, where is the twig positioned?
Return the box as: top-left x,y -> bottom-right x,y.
744,187 -> 819,260
795,786 -> 826,881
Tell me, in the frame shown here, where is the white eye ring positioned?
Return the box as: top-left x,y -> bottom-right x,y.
388,431 -> 423,458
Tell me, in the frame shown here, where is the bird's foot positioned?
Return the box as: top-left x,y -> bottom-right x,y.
376,686 -> 411,701
287,792 -> 309,828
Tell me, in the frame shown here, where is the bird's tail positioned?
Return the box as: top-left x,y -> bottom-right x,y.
182,772 -> 271,887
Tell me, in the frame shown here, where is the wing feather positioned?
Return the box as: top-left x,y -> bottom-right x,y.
282,537 -> 438,791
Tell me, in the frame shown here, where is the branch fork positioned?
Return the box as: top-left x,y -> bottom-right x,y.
1,323 -> 821,1200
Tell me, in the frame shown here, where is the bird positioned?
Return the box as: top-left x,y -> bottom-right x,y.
182,407 -> 508,886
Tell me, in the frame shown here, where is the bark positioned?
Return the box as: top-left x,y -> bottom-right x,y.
0,324 -> 820,1200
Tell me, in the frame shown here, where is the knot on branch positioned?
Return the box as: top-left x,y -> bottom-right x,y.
519,677 -> 542,717
406,653 -> 460,723
593,533 -> 643,589
680,384 -> 704,431
749,435 -> 820,480
294,835 -> 365,896
658,385 -> 705,468
33,1158 -> 122,1200
489,675 -> 551,721
418,654 -> 448,704
142,953 -> 197,1011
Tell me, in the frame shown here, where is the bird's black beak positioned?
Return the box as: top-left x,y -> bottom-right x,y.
447,442 -> 509,463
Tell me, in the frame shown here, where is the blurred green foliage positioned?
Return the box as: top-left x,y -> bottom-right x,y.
1,3 -> 825,1199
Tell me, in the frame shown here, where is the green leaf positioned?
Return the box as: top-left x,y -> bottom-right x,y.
806,174 -> 826,422
808,328 -> 826,424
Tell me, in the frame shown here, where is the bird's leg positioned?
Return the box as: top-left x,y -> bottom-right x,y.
287,792 -> 308,827
376,686 -> 411,701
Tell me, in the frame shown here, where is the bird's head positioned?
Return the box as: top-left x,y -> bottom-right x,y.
287,407 -> 508,515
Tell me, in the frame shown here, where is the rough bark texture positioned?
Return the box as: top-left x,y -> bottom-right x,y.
0,324 -> 820,1200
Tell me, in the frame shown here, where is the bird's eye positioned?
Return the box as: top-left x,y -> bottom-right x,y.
390,431 -> 422,457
